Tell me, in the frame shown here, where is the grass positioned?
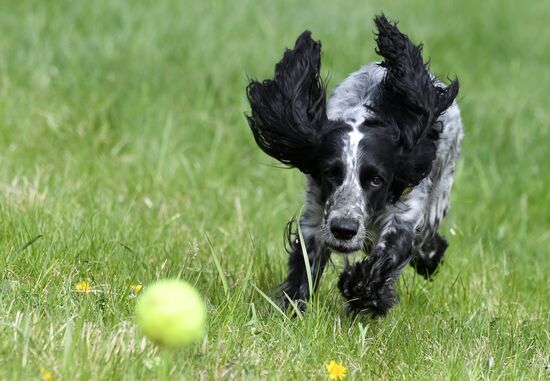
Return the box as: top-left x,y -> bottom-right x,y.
0,0 -> 549,379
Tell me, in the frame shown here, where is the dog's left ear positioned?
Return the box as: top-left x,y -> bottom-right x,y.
373,14 -> 459,151
246,31 -> 326,174
373,14 -> 459,190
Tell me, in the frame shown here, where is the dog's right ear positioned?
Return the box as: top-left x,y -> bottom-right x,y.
246,31 -> 326,174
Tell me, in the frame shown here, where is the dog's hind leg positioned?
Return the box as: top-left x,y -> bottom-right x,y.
410,233 -> 448,279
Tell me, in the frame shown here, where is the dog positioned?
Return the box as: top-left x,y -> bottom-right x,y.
246,14 -> 463,317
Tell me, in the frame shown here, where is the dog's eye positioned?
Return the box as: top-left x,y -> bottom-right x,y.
370,176 -> 383,187
359,167 -> 385,190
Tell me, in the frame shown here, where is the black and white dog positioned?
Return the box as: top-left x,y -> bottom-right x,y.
246,15 -> 462,316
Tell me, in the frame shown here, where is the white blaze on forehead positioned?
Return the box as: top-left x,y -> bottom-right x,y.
343,106 -> 368,179
331,106 -> 367,215
348,128 -> 363,170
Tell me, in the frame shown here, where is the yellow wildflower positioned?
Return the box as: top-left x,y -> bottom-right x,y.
130,284 -> 143,295
74,281 -> 92,293
40,367 -> 53,381
326,360 -> 347,380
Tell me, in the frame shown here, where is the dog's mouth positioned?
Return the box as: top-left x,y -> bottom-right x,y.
324,239 -> 363,254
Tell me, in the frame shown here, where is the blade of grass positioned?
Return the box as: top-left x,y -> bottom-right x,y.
252,284 -> 288,321
205,234 -> 229,299
296,208 -> 313,300
10,234 -> 42,258
283,291 -> 304,319
62,320 -> 74,373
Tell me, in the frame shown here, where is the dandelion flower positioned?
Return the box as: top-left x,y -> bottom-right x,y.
130,284 -> 143,296
74,281 -> 92,293
326,360 -> 347,380
40,367 -> 53,381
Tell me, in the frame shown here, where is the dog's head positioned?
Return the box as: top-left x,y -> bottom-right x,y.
246,15 -> 458,253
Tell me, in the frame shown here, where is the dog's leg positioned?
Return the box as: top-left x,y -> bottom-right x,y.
280,179 -> 330,312
282,228 -> 330,311
337,223 -> 415,317
410,233 -> 448,279
408,108 -> 461,279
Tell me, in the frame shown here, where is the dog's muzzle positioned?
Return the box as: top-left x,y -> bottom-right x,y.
322,213 -> 366,254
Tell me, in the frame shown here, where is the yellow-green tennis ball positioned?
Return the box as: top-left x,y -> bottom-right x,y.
136,279 -> 206,347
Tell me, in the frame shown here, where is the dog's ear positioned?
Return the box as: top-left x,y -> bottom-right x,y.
373,14 -> 459,151
246,31 -> 326,174
373,15 -> 458,195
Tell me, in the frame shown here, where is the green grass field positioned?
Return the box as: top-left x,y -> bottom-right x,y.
1,0 -> 549,379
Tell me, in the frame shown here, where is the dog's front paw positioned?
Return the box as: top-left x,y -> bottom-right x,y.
337,259 -> 397,317
279,295 -> 307,315
276,283 -> 308,315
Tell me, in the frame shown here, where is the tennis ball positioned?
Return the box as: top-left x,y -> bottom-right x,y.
136,279 -> 206,347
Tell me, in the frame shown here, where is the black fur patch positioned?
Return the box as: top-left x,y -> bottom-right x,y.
337,257 -> 398,317
410,233 -> 448,278
373,14 -> 459,195
246,31 -> 327,175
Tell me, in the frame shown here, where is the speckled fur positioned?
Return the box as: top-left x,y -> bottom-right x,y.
246,15 -> 462,316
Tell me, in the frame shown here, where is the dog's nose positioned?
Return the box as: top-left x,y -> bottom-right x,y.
330,218 -> 359,240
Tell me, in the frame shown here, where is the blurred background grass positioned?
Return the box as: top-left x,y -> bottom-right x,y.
0,0 -> 549,379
